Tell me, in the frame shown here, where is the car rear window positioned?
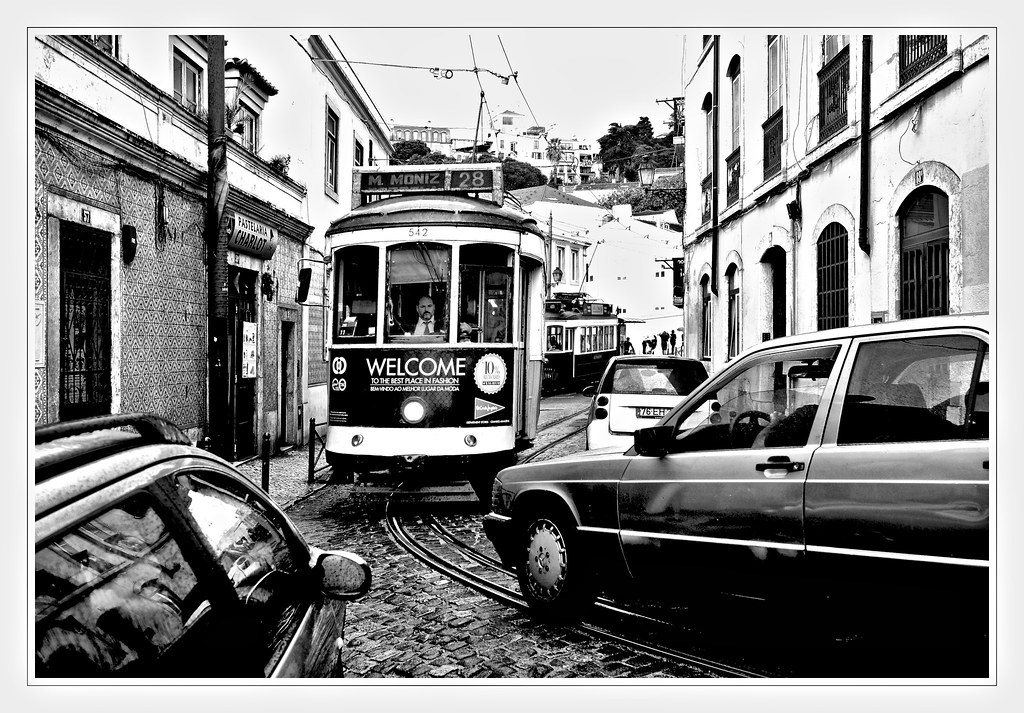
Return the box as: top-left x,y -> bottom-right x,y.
603,361 -> 708,395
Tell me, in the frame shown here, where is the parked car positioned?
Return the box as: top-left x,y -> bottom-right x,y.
484,316 -> 989,629
34,414 -> 371,678
585,356 -> 709,450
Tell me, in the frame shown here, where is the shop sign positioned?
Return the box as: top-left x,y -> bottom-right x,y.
226,213 -> 278,259
241,322 -> 257,378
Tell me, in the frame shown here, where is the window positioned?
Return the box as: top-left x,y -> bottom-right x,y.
499,140 -> 505,149
837,335 -> 988,444
547,325 -> 564,351
571,250 -> 580,282
899,188 -> 949,319
700,275 -> 712,361
728,56 -> 742,151
84,35 -> 119,58
817,222 -> 849,330
173,50 -> 202,114
823,35 -> 850,63
768,35 -> 782,115
671,345 -> 839,452
534,140 -> 540,150
502,116 -> 514,125
333,245 -> 379,343
556,247 -> 565,276
726,264 -> 740,358
703,93 -> 714,177
386,243 -> 451,342
174,472 -> 309,675
602,361 -> 708,396
353,139 -> 364,167
236,103 -> 258,153
510,141 -> 517,153
36,494 -> 226,677
899,35 -> 947,86
325,106 -> 339,194
459,244 -> 513,344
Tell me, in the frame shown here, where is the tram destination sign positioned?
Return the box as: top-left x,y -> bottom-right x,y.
359,167 -> 495,195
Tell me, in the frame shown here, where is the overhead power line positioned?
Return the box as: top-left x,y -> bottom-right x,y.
497,35 -> 541,130
318,57 -> 516,85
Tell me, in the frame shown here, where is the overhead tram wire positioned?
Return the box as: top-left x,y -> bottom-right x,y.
497,35 -> 540,130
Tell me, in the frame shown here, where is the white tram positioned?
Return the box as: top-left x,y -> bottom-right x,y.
322,164 -> 546,478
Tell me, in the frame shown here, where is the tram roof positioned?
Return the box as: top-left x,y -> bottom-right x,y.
325,194 -> 546,239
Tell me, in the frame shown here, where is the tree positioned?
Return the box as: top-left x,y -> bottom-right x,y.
597,172 -> 685,224
501,157 -> 547,191
545,137 -> 563,181
635,116 -> 655,143
391,140 -> 432,164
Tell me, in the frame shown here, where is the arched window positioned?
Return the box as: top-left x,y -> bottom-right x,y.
817,222 -> 849,330
726,264 -> 740,358
702,93 -> 714,177
899,188 -> 949,318
700,274 -> 712,360
727,56 -> 741,151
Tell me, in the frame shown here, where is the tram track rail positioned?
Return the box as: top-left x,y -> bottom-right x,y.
384,500 -> 762,678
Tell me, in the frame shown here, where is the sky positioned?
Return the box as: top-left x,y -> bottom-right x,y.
244,28 -> 686,144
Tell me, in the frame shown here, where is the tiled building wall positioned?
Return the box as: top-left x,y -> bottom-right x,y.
34,131 -> 208,430
261,236 -> 305,410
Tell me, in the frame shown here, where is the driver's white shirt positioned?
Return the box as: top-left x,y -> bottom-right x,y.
414,319 -> 434,335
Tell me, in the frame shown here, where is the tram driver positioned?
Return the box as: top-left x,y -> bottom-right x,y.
392,294 -> 447,338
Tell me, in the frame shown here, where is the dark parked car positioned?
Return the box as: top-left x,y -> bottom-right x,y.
484,316 -> 989,627
34,414 -> 371,678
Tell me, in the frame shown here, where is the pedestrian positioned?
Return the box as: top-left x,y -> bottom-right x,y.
623,337 -> 635,355
670,330 -> 677,355
659,331 -> 670,355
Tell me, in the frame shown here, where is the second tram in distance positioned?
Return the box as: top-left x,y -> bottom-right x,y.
542,294 -> 621,393
321,164 -> 546,479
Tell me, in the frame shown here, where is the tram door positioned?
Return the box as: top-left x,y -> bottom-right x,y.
229,266 -> 258,460
565,328 -> 577,380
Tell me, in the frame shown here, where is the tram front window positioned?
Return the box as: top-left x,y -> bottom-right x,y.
459,244 -> 513,344
386,243 -> 451,342
334,245 -> 378,344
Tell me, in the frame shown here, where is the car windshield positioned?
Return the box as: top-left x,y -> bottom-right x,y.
604,361 -> 707,395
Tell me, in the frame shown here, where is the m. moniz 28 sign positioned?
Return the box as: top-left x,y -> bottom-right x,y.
359,167 -> 495,194
327,347 -> 514,428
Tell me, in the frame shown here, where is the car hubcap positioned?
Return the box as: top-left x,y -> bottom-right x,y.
525,520 -> 567,601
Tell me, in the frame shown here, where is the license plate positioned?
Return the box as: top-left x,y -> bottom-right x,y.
636,407 -> 670,419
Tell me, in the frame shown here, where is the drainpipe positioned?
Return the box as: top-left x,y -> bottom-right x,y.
711,35 -> 720,296
859,35 -> 872,254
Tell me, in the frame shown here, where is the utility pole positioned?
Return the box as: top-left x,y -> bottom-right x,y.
206,35 -> 230,456
546,211 -> 554,298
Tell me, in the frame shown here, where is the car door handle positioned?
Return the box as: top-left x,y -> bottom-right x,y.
755,457 -> 804,478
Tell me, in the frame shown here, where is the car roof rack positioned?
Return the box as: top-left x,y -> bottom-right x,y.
35,413 -> 192,483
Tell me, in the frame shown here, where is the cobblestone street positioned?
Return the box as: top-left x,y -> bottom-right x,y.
232,394 -> 703,678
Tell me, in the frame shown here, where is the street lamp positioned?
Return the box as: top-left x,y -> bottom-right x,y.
638,158 -> 685,195
552,266 -> 563,284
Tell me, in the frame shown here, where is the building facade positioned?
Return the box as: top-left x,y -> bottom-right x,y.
680,33 -> 990,375
32,33 -> 391,458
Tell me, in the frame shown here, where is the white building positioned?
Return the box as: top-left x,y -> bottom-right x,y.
680,33 -> 990,375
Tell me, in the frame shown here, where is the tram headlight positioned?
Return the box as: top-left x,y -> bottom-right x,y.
464,435 -> 477,447
351,434 -> 363,447
401,397 -> 427,424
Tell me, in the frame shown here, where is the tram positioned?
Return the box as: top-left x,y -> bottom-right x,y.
320,164 -> 546,480
542,294 -> 620,393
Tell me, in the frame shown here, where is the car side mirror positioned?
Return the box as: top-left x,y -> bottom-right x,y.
634,425 -> 673,457
312,549 -> 371,601
582,384 -> 597,397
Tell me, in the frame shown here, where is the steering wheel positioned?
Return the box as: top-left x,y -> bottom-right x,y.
729,410 -> 771,435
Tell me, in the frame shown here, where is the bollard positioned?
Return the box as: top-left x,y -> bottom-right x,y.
308,417 -> 316,484
261,432 -> 271,493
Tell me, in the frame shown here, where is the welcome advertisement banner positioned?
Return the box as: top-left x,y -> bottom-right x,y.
328,348 -> 515,428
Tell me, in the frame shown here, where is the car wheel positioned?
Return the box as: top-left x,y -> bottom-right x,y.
517,512 -> 593,618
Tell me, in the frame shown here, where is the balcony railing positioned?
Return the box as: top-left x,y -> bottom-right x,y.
762,108 -> 783,180
725,148 -> 741,206
701,174 -> 713,224
899,35 -> 947,86
818,44 -> 850,142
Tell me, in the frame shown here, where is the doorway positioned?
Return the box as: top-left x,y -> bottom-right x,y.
229,266 -> 258,460
59,221 -> 111,420
280,319 -> 296,446
761,246 -> 787,339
